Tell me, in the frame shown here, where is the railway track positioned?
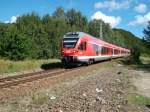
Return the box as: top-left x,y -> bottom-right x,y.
0,60 -> 116,89
0,68 -> 75,89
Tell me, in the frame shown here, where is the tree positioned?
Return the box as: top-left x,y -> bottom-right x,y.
0,9 -> 148,60
88,19 -> 102,38
42,14 -> 68,58
143,21 -> 150,48
0,24 -> 31,60
53,7 -> 65,19
16,12 -> 52,59
66,9 -> 88,32
130,46 -> 141,64
88,19 -> 114,43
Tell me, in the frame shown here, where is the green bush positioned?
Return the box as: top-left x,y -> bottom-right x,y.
122,46 -> 142,65
130,46 -> 141,64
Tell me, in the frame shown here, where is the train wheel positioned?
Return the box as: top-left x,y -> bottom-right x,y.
92,59 -> 95,64
90,59 -> 94,64
85,59 -> 93,66
62,60 -> 69,68
63,63 -> 69,68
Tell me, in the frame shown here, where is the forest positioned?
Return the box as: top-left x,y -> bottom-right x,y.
0,7 -> 149,60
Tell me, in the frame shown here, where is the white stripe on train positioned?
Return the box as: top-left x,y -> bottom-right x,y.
76,55 -> 128,62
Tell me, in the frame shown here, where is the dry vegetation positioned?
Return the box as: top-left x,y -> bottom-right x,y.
0,59 -> 60,77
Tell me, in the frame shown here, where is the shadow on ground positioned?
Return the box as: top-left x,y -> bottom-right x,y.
41,62 -> 81,70
134,64 -> 150,72
146,105 -> 150,109
121,58 -> 150,73
41,62 -> 63,70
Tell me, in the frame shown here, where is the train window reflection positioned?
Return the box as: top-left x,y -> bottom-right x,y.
63,37 -> 79,48
79,42 -> 86,50
101,47 -> 109,55
63,42 -> 76,48
93,44 -> 101,55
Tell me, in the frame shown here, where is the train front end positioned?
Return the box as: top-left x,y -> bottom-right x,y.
61,32 -> 80,66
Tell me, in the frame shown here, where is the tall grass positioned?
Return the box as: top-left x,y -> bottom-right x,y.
0,59 -> 60,75
127,94 -> 150,105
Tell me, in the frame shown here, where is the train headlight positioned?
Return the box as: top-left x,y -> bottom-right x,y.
73,50 -> 78,53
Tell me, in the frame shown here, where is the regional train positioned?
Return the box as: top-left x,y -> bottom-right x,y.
61,32 -> 130,66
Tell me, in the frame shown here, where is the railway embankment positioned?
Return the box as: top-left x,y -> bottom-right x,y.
0,58 -> 149,112
0,59 -> 61,78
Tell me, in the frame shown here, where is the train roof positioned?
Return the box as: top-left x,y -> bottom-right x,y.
64,32 -> 85,38
64,32 -> 130,52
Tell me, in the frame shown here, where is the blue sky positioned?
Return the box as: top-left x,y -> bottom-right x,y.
0,0 -> 150,38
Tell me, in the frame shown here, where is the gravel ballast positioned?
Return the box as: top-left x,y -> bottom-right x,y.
0,60 -> 149,112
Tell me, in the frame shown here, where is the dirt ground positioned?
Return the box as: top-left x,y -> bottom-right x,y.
132,69 -> 150,98
0,60 -> 150,112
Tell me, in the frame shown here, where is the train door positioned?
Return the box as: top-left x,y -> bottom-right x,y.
112,49 -> 114,56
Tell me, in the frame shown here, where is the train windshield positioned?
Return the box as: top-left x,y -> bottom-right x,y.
63,37 -> 79,48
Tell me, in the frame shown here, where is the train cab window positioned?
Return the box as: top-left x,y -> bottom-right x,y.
63,34 -> 79,48
79,42 -> 86,50
63,42 -> 75,48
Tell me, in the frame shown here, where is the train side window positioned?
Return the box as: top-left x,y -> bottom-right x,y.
93,44 -> 101,55
98,46 -> 101,54
111,49 -> 113,54
79,42 -> 86,50
101,47 -> 105,55
114,49 -> 119,55
101,47 -> 109,55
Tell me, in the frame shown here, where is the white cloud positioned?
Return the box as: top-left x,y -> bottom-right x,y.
94,0 -> 131,11
91,11 -> 121,27
129,12 -> 150,26
4,21 -> 9,24
134,4 -> 147,13
10,16 -> 17,23
5,15 -> 18,24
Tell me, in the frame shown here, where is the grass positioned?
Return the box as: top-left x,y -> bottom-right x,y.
127,94 -> 150,106
0,57 -> 119,75
141,53 -> 150,59
121,56 -> 150,67
32,93 -> 49,105
0,59 -> 61,75
140,56 -> 150,64
0,91 -> 50,111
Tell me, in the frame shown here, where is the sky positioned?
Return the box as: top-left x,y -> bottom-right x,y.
0,0 -> 150,38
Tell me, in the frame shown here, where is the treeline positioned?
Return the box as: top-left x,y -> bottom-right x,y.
0,7 -> 149,60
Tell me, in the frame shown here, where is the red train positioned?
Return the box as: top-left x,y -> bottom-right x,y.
61,32 -> 130,66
